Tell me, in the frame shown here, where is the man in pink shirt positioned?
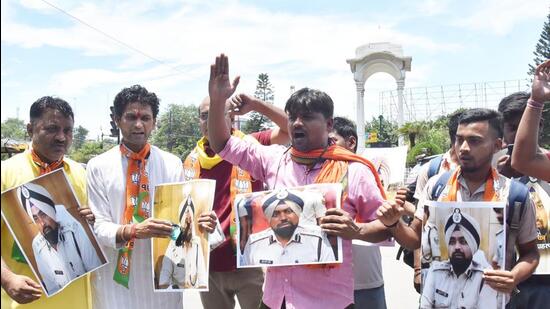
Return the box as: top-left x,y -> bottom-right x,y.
206,54 -> 390,308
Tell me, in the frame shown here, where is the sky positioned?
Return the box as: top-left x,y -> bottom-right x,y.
1,0 -> 548,139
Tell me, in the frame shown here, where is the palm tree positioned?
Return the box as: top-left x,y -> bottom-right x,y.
398,121 -> 427,147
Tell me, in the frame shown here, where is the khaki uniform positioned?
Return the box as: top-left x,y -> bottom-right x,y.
420,257 -> 498,308
242,225 -> 335,266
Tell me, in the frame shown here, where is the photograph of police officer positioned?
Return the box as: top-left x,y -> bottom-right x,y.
158,195 -> 207,290
238,184 -> 342,267
151,179 -> 215,292
1,170 -> 106,297
421,206 -> 502,309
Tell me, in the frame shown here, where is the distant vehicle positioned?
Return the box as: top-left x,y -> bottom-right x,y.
1,138 -> 29,158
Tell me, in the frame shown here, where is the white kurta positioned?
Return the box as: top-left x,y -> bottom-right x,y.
87,146 -> 184,309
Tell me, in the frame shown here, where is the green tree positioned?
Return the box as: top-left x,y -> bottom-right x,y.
1,118 -> 27,140
528,12 -> 550,76
151,104 -> 202,160
398,121 -> 428,148
528,12 -> 550,148
364,116 -> 399,147
242,73 -> 274,134
73,125 -> 89,150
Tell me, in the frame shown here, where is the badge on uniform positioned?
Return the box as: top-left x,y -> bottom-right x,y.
259,259 -> 274,264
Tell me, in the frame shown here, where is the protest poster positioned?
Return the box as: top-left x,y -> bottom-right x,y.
236,183 -> 342,268
152,179 -> 215,291
419,201 -> 505,309
1,169 -> 107,297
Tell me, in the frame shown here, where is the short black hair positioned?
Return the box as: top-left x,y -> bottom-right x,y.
284,88 -> 334,120
29,96 -> 74,122
448,109 -> 466,144
458,108 -> 503,138
497,92 -> 530,123
332,117 -> 358,152
113,85 -> 160,119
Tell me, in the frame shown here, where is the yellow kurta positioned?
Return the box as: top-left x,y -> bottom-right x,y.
1,151 -> 91,309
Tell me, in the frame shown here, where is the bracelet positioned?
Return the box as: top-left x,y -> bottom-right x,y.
120,224 -> 128,242
383,219 -> 399,228
130,224 -> 137,240
527,98 -> 544,110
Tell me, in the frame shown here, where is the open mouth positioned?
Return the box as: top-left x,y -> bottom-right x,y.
293,131 -> 306,139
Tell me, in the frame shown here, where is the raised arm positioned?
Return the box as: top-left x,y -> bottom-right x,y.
511,60 -> 550,181
208,54 -> 240,153
230,93 -> 290,145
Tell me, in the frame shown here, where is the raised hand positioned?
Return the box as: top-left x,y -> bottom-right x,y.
376,200 -> 404,227
531,59 -> 550,103
209,54 -> 240,108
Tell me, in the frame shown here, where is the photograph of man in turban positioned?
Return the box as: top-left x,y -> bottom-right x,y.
16,181 -> 103,295
240,187 -> 337,267
421,208 -> 498,309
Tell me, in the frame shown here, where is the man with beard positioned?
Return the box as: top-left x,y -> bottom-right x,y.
18,183 -> 102,295
421,209 -> 497,308
242,189 -> 335,266
158,196 -> 207,289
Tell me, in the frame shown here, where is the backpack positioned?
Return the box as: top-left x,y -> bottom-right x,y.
396,155 -> 444,268
431,170 -> 530,270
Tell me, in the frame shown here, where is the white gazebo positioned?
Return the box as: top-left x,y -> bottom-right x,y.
346,42 -> 412,151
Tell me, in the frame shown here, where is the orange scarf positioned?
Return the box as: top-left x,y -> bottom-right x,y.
290,145 -> 387,199
113,143 -> 151,288
441,167 -> 499,202
30,149 -> 64,174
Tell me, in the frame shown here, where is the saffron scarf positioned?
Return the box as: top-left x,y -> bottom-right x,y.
11,150 -> 65,263
440,167 -> 500,202
290,145 -> 387,199
113,143 -> 151,288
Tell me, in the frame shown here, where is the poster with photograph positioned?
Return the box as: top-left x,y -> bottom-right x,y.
152,179 -> 215,291
527,179 -> 550,274
236,183 -> 343,268
362,146 -> 408,189
419,201 -> 505,309
0,169 -> 107,297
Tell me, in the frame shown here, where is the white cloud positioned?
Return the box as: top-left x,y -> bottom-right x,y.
415,0 -> 452,16
453,0 -> 548,35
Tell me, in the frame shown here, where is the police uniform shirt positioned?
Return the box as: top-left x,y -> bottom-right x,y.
159,236 -> 207,289
242,225 -> 335,266
420,257 -> 498,309
421,223 -> 441,265
33,205 -> 102,295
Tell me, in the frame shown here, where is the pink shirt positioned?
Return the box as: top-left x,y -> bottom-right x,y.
220,136 -> 384,309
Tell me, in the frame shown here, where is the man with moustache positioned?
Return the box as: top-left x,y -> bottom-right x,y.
378,108 -> 539,303
421,209 -> 497,308
207,54 -> 387,309
242,189 -> 335,266
86,85 -> 217,309
1,96 -> 95,308
18,183 -> 102,295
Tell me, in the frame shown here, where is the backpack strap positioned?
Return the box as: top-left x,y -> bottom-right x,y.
504,179 -> 530,271
431,170 -> 453,200
427,155 -> 444,179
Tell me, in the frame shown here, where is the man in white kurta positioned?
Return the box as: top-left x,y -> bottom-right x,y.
87,145 -> 184,309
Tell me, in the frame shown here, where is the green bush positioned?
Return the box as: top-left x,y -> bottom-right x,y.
406,141 -> 443,166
